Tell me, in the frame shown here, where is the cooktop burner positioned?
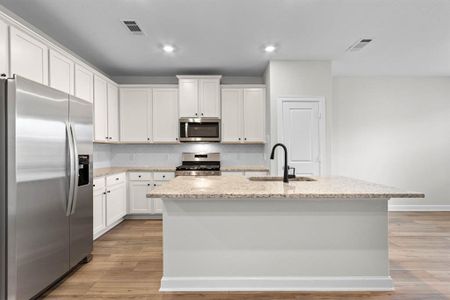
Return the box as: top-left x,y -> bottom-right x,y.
175,152 -> 221,176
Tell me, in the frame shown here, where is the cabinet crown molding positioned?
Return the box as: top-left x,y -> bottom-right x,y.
176,75 -> 222,80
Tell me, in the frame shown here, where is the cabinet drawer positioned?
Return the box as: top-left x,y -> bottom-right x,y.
129,172 -> 153,181
93,177 -> 106,191
106,173 -> 126,186
153,172 -> 174,181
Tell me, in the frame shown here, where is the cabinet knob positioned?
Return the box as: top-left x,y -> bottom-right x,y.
93,184 -> 96,187
175,138 -> 178,141
238,138 -> 241,141
154,184 -> 156,186
115,178 -> 119,180
147,138 -> 150,141
0,73 -> 6,77
162,175 -> 165,178
147,183 -> 150,186
103,192 -> 107,195
195,113 -> 198,116
138,175 -> 141,178
244,138 -> 247,141
201,113 -> 204,116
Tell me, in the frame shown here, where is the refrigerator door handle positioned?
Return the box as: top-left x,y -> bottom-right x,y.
69,123 -> 79,215
66,122 -> 75,216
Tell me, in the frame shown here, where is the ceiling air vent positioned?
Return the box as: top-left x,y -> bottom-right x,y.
122,20 -> 143,34
347,39 -> 372,51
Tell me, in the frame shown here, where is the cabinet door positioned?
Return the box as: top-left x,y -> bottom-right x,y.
129,181 -> 152,214
106,183 -> 126,226
153,88 -> 178,143
221,88 -> 243,143
94,75 -> 108,142
0,19 -> 8,76
10,27 -> 48,84
107,83 -> 120,142
178,79 -> 198,117
151,181 -> 164,214
74,64 -> 94,102
120,88 -> 151,142
93,191 -> 106,236
243,88 -> 265,143
199,79 -> 220,117
49,49 -> 74,94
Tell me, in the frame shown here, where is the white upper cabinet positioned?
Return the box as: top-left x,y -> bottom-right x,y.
221,86 -> 266,144
74,64 -> 94,103
49,49 -> 74,94
94,75 -> 108,142
199,79 -> 220,117
0,19 -> 8,77
152,88 -> 179,143
243,88 -> 266,143
221,88 -> 243,143
177,75 -> 221,118
120,88 -> 151,142
9,27 -> 48,84
107,83 -> 120,142
178,78 -> 198,117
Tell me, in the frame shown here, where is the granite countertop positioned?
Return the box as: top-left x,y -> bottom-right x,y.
147,175 -> 424,199
94,166 -> 269,177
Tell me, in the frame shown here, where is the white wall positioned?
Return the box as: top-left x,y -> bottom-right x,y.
95,144 -> 267,168
265,60 -> 333,174
332,77 -> 450,207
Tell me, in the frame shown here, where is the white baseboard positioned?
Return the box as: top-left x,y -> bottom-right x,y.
389,205 -> 450,211
160,276 -> 394,292
125,214 -> 162,220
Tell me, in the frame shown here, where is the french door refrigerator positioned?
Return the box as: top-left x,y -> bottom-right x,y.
0,75 -> 93,300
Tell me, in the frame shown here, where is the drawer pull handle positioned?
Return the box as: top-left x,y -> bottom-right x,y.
116,178 -> 119,180
107,190 -> 111,193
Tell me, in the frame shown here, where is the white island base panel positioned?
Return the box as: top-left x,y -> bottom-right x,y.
160,198 -> 393,292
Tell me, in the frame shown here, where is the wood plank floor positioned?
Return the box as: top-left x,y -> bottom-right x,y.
41,212 -> 450,300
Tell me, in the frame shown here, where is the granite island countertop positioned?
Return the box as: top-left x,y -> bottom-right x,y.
147,175 -> 424,199
93,166 -> 269,177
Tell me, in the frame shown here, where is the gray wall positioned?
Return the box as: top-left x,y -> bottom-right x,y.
332,76 -> 450,207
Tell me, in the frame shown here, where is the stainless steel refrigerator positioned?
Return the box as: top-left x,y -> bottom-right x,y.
0,75 -> 93,300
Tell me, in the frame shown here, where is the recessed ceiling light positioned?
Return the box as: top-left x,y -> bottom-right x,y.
264,45 -> 276,53
163,45 -> 175,53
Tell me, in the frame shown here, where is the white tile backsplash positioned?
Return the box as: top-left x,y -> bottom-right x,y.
93,143 -> 267,168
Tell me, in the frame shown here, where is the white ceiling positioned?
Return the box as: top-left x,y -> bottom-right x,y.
1,0 -> 449,77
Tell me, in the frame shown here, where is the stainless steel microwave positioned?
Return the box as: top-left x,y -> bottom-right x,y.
179,117 -> 221,142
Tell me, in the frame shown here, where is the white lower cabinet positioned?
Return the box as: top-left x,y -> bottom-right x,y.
129,181 -> 152,213
93,173 -> 127,239
106,182 -> 127,226
128,172 -> 173,216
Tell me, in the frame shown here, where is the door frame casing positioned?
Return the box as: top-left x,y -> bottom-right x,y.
276,96 -> 326,176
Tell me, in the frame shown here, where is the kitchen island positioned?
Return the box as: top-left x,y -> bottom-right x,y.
148,176 -> 424,292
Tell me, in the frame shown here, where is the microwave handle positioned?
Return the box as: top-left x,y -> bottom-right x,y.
184,122 -> 189,138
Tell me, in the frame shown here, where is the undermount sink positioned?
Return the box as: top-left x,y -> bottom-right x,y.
248,176 -> 316,182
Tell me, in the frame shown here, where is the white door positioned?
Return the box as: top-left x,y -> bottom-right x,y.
94,75 -> 108,142
93,190 -> 106,236
10,27 -> 48,84
151,181 -> 164,214
221,88 -> 243,143
243,88 -> 265,143
199,79 -> 220,117
281,101 -> 321,175
120,88 -> 151,142
74,64 -> 93,102
107,83 -> 120,142
129,181 -> 152,214
49,49 -> 74,95
178,79 -> 198,117
152,88 -> 178,143
106,183 -> 126,226
0,19 -> 9,76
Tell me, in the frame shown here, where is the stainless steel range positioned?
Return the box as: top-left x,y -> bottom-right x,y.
175,152 -> 221,176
